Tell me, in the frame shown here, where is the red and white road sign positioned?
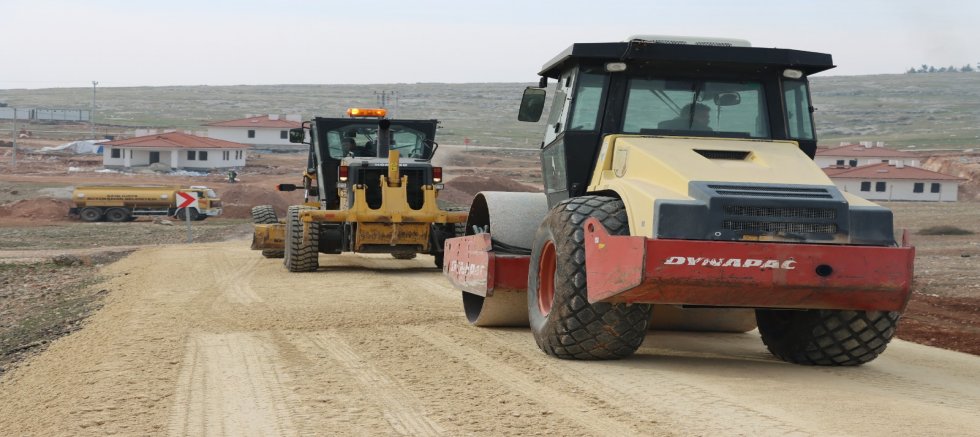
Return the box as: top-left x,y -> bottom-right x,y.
177,191 -> 198,209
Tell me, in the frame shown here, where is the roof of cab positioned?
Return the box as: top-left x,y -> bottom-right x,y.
539,40 -> 835,78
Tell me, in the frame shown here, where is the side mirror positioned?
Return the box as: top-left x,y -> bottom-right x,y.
518,87 -> 547,122
288,128 -> 306,144
714,92 -> 741,107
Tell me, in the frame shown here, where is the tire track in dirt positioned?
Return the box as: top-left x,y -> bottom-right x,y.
168,332 -> 298,437
299,330 -> 446,436
401,325 -> 660,436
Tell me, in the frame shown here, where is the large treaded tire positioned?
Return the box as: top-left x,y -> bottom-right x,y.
756,309 -> 900,366
391,253 -> 417,260
283,205 -> 319,272
527,196 -> 652,360
251,205 -> 284,258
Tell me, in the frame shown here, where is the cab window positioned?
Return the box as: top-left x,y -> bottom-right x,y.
567,72 -> 605,131
622,78 -> 769,138
784,79 -> 815,140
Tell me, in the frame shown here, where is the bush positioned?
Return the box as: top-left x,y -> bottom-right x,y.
917,225 -> 975,236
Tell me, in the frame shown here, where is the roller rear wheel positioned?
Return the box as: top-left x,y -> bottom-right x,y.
756,309 -> 899,366
527,196 -> 651,360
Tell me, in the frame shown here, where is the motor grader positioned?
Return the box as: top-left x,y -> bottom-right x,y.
443,35 -> 915,366
251,108 -> 466,271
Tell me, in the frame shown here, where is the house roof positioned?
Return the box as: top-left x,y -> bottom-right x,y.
101,132 -> 247,149
205,115 -> 301,128
823,163 -> 965,181
815,144 -> 918,158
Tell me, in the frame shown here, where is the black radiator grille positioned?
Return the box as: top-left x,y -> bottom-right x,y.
709,184 -> 834,199
723,220 -> 838,234
725,205 -> 836,219
695,149 -> 750,160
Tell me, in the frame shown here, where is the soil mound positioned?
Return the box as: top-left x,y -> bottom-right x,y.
922,154 -> 980,201
0,198 -> 72,221
216,183 -> 303,219
441,175 -> 541,206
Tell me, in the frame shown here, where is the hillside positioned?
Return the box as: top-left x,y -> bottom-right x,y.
2,73 -> 979,149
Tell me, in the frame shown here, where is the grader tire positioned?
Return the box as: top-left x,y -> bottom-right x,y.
392,253 -> 417,260
756,309 -> 900,366
527,196 -> 652,360
252,205 -> 284,258
251,205 -> 278,224
283,205 -> 319,272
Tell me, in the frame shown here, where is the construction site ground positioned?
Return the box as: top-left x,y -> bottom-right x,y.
1,144 -> 979,435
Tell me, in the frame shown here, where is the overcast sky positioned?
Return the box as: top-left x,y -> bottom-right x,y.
2,0 -> 977,89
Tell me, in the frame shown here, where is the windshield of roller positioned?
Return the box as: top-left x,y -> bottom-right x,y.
622,78 -> 770,139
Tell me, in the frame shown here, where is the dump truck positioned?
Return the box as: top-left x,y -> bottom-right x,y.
70,185 -> 222,222
443,35 -> 915,366
250,108 -> 467,270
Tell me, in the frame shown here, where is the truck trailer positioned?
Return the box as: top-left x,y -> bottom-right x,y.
70,185 -> 222,222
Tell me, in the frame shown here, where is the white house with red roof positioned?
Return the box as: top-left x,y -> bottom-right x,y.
815,142 -> 920,168
824,162 -> 964,202
101,132 -> 248,170
205,114 -> 302,147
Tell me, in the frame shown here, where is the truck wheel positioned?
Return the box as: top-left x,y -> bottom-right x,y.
756,309 -> 900,366
79,207 -> 103,222
527,196 -> 652,360
392,253 -> 417,260
283,205 -> 319,272
104,208 -> 130,223
251,205 -> 284,258
176,208 -> 199,221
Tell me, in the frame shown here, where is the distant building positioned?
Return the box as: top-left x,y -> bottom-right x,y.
101,132 -> 247,170
205,114 -> 302,147
824,163 -> 964,202
815,142 -> 920,168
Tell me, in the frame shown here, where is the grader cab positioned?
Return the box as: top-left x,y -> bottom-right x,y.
443,36 -> 915,366
251,108 -> 466,270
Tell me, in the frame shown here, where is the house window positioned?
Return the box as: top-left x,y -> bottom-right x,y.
223,151 -> 230,160
849,160 -> 858,167
199,151 -> 208,161
881,159 -> 889,163
913,183 -> 924,193
187,151 -> 196,160
836,159 -> 844,166
129,150 -> 133,158
875,181 -> 886,192
860,181 -> 871,192
111,148 -> 121,158
931,183 -> 941,193
280,130 -> 288,139
248,130 -> 256,139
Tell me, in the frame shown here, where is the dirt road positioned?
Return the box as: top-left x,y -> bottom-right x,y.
1,241 -> 978,436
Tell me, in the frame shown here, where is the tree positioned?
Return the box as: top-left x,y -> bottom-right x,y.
906,67 -> 917,74
928,66 -> 937,73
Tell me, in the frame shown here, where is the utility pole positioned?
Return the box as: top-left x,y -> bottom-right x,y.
10,108 -> 15,167
375,90 -> 396,117
91,81 -> 98,139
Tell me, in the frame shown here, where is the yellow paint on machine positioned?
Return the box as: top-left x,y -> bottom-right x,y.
588,135 -> 878,238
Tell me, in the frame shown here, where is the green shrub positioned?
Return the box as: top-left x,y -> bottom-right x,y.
917,225 -> 975,236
